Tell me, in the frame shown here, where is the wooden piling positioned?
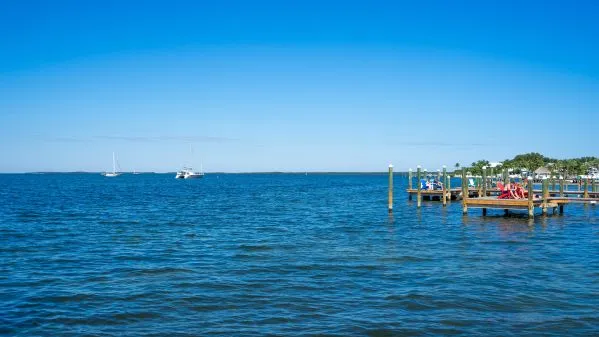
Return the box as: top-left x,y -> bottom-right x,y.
482,166 -> 487,197
503,169 -> 508,186
551,176 -> 556,191
542,177 -> 548,215
442,166 -> 447,207
528,180 -> 534,218
462,168 -> 468,214
408,168 -> 413,190
584,178 -> 589,198
388,164 -> 393,213
417,166 -> 422,208
593,178 -> 597,193
560,176 -> 564,197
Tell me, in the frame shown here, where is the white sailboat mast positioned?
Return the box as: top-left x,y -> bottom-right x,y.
112,152 -> 116,174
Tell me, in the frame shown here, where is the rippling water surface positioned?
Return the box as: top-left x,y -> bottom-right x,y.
1,173 -> 598,336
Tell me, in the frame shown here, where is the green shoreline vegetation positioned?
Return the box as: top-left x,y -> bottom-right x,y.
454,152 -> 598,177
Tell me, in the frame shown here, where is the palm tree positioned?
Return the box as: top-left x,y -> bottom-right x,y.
453,163 -> 460,175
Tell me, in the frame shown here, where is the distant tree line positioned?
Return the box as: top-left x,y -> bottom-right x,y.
453,153 -> 599,177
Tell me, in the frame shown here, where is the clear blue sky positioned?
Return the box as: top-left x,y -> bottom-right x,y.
1,0 -> 598,172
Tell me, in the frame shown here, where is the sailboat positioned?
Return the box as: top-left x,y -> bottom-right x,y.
102,152 -> 121,177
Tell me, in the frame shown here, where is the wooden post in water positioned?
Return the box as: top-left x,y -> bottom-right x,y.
593,178 -> 597,193
447,172 -> 451,199
388,164 -> 393,213
551,175 -> 556,192
503,169 -> 509,186
442,165 -> 447,206
408,168 -> 413,200
560,175 -> 564,197
584,178 -> 589,198
417,166 -> 422,208
482,166 -> 487,197
542,177 -> 548,215
528,178 -> 534,218
462,168 -> 468,214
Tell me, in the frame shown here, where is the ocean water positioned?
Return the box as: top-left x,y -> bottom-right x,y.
1,173 -> 597,336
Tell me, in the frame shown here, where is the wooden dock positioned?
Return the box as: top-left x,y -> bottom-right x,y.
406,188 -> 460,201
463,196 -> 545,216
460,177 -> 597,218
407,188 -> 599,200
463,178 -> 540,218
397,165 -> 597,219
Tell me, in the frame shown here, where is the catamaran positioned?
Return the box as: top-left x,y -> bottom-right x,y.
175,166 -> 204,179
175,145 -> 204,179
102,152 -> 121,177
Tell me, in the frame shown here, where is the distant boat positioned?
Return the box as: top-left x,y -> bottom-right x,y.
133,169 -> 141,175
102,152 -> 121,177
175,166 -> 204,179
175,145 -> 204,179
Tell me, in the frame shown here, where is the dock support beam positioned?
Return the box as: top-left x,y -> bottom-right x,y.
388,164 -> 393,213
560,176 -> 564,197
482,208 -> 487,216
442,165 -> 447,207
482,166 -> 487,197
559,205 -> 564,214
528,180 -> 534,219
447,174 -> 451,199
417,166 -> 422,208
408,168 -> 413,200
584,178 -> 589,198
542,177 -> 548,215
462,168 -> 468,214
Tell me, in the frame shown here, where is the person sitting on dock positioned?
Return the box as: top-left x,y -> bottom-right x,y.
420,179 -> 428,190
498,181 -> 518,199
514,183 -> 527,199
497,182 -> 509,199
